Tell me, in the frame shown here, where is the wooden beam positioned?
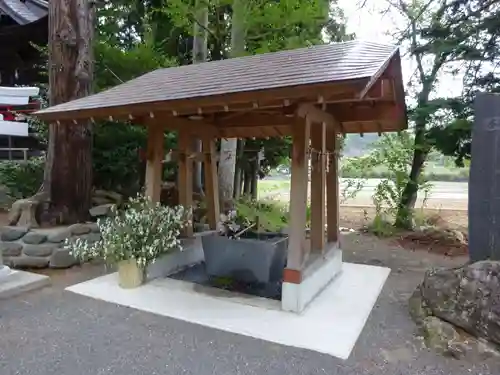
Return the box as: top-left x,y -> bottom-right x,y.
167,117 -> 220,137
286,117 -> 310,270
34,79 -> 369,123
144,124 -> 164,202
310,120 -> 326,253
164,150 -> 220,163
202,137 -> 220,230
296,103 -> 336,127
326,126 -> 339,243
191,102 -> 399,131
178,130 -> 194,237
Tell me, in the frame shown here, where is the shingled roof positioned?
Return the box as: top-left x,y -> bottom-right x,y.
0,0 -> 47,25
35,40 -> 402,123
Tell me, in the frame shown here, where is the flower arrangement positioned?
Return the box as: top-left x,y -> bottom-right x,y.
66,194 -> 191,269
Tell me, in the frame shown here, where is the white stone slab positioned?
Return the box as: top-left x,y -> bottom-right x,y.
0,120 -> 29,136
66,262 -> 390,360
0,270 -> 50,299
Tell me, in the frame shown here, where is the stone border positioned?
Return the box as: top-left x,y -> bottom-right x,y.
0,223 -> 101,269
0,270 -> 50,299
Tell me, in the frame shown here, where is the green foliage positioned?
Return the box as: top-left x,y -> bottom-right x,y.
93,122 -> 178,194
88,25 -> 180,194
95,35 -> 177,91
365,213 -> 398,238
219,198 -> 288,237
343,132 -> 432,224
235,198 -> 289,232
0,157 -> 45,200
92,122 -> 147,194
381,0 -> 499,227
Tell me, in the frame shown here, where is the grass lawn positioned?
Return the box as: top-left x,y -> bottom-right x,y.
257,179 -> 291,199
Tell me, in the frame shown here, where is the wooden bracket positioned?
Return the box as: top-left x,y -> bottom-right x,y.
163,150 -> 220,163
296,103 -> 339,130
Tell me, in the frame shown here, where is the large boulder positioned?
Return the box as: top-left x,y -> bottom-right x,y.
411,261 -> 500,348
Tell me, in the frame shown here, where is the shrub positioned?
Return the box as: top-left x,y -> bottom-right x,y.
66,195 -> 191,268
218,198 -> 289,237
92,122 -> 178,195
0,157 -> 44,200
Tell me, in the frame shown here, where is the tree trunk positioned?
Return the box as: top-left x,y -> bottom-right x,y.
218,0 -> 246,208
250,152 -> 258,200
395,127 -> 428,229
243,170 -> 252,196
233,139 -> 245,199
192,0 -> 208,196
46,0 -> 94,224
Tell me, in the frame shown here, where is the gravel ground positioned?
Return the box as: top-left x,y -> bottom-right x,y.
0,233 -> 498,375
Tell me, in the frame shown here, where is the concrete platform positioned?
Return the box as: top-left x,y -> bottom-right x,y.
66,262 -> 390,360
0,270 -> 50,299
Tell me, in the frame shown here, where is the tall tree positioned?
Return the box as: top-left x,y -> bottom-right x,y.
218,0 -> 246,207
45,0 -> 94,223
192,0 -> 209,196
386,0 -> 500,228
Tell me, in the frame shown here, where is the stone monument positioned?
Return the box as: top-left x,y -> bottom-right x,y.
469,92 -> 500,262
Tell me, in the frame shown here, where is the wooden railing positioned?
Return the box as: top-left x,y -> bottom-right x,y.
0,147 -> 29,161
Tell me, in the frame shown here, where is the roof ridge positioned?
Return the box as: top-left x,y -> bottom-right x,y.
151,40 -> 397,74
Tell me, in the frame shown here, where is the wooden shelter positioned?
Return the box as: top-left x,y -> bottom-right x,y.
35,40 -> 407,312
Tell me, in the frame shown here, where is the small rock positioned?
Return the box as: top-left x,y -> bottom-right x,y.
49,249 -> 78,268
1,226 -> 28,241
92,196 -> 113,206
2,256 -> 12,267
23,244 -> 57,257
0,242 -> 23,257
68,223 -> 92,236
89,204 -> 114,218
86,222 -> 100,233
22,232 -> 48,245
47,229 -> 71,243
11,256 -> 49,269
94,190 -> 122,204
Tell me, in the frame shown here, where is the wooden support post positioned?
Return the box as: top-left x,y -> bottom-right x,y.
286,117 -> 310,272
178,130 -> 194,237
144,124 -> 164,202
202,137 -> 220,230
326,127 -> 339,243
310,120 -> 326,253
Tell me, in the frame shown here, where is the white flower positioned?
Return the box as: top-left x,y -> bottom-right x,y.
66,194 -> 190,268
